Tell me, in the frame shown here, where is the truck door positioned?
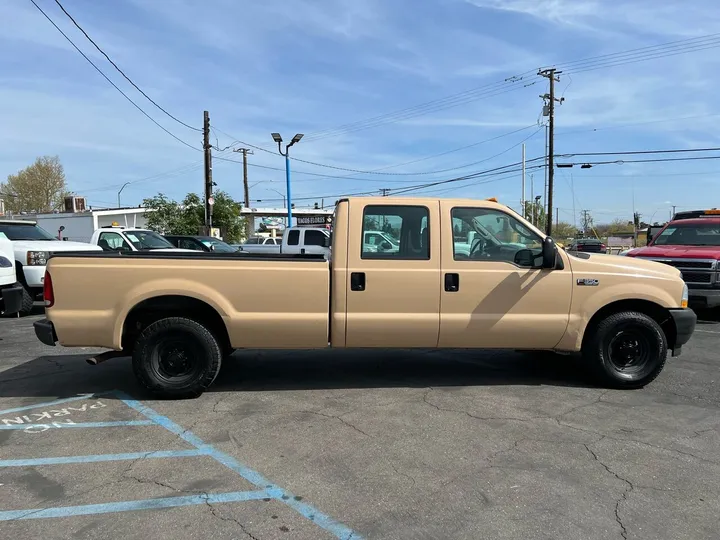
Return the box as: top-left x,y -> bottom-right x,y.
300,228 -> 330,255
438,202 -> 572,349
345,201 -> 441,347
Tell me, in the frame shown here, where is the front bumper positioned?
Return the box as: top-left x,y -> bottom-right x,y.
22,265 -> 46,290
34,318 -> 57,347
669,308 -> 697,357
0,283 -> 23,316
687,288 -> 720,309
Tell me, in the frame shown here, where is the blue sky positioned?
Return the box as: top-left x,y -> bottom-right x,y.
1,0 -> 719,226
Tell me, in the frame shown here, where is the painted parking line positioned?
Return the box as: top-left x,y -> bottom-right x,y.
0,420 -> 154,431
0,449 -> 207,467
0,391 -> 362,540
117,392 -> 361,539
0,490 -> 270,521
696,329 -> 720,334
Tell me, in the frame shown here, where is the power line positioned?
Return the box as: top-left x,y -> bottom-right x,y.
28,0 -> 200,152
298,33 -> 720,143
52,0 -> 200,132
561,155 -> 720,166
558,146 -> 720,157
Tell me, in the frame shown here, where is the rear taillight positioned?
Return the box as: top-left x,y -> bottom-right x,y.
577,244 -> 584,250
43,271 -> 54,308
600,243 -> 606,250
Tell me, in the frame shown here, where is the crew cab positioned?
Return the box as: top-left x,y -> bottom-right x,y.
240,227 -> 330,256
624,209 -> 720,309
0,219 -> 102,315
90,227 -> 194,253
0,235 -> 22,316
35,197 -> 696,398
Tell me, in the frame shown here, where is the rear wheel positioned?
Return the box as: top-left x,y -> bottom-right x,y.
132,317 -> 222,399
583,311 -> 667,389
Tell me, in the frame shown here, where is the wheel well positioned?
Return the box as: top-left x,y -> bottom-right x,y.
582,299 -> 677,349
15,263 -> 28,287
122,295 -> 231,354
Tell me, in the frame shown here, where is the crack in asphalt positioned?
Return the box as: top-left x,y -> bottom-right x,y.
421,389 -> 545,422
583,443 -> 633,540
304,410 -> 370,437
389,462 -> 416,487
205,499 -> 260,540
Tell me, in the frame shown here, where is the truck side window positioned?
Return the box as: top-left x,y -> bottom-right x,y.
287,230 -> 300,246
304,230 -> 327,246
361,205 -> 429,260
98,232 -> 131,252
451,207 -> 542,265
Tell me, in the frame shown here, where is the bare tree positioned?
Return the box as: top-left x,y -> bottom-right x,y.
0,156 -> 70,213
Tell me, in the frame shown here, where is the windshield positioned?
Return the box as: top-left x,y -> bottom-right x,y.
0,223 -> 56,241
199,238 -> 238,253
124,230 -> 175,250
652,222 -> 720,246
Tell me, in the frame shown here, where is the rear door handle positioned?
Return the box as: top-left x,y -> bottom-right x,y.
445,273 -> 459,292
351,272 -> 366,291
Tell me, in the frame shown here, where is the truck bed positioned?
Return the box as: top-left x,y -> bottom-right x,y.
45,251 -> 330,350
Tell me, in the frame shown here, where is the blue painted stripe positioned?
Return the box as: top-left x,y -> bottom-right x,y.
0,394 -> 107,415
0,420 -> 154,430
0,449 -> 207,467
116,392 -> 362,539
0,490 -> 270,521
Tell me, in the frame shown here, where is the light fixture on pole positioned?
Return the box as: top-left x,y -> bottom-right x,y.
272,132 -> 304,223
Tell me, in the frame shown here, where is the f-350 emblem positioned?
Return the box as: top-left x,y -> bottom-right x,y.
577,278 -> 599,286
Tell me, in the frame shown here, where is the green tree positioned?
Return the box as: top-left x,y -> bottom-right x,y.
1,156 -> 70,212
143,190 -> 246,243
552,221 -> 578,240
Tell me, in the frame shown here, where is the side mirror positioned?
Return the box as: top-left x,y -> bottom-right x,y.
542,236 -> 558,269
513,249 -> 536,267
381,241 -> 392,250
209,244 -> 216,252
646,234 -> 653,246
323,236 -> 331,248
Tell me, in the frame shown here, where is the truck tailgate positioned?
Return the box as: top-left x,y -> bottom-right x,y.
46,252 -> 330,350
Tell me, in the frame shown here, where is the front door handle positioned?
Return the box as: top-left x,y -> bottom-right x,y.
445,273 -> 459,292
351,272 -> 366,291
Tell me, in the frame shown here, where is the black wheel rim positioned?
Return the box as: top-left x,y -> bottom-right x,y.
606,325 -> 654,377
148,331 -> 205,386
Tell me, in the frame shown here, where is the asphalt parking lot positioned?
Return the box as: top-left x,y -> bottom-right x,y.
1,309 -> 719,540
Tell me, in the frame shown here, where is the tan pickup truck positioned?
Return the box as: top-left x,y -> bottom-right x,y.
34,196 -> 696,398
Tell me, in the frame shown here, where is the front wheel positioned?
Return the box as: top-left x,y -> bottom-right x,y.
132,317 -> 223,399
583,311 -> 667,389
19,285 -> 35,316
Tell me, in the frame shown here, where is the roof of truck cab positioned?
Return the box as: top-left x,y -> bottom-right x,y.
669,217 -> 720,225
344,196 -> 510,208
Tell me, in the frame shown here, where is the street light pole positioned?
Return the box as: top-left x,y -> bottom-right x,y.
117,182 -> 131,208
271,132 -> 304,224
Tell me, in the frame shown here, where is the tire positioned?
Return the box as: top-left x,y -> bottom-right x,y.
583,311 -> 667,389
132,317 -> 222,399
19,285 -> 34,316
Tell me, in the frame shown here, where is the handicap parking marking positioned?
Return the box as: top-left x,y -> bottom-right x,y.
0,390 -> 362,540
0,420 -> 154,433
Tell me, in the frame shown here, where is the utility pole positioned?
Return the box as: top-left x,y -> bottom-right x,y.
671,205 -> 676,219
556,208 -> 559,227
203,111 -> 213,231
530,174 -> 534,224
380,188 -> 391,197
539,68 -> 564,236
521,143 -> 526,217
234,148 -> 254,240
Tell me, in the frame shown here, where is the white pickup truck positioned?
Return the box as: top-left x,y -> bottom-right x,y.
90,227 -> 194,252
0,235 -> 23,316
239,227 -> 330,256
0,220 -> 102,315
